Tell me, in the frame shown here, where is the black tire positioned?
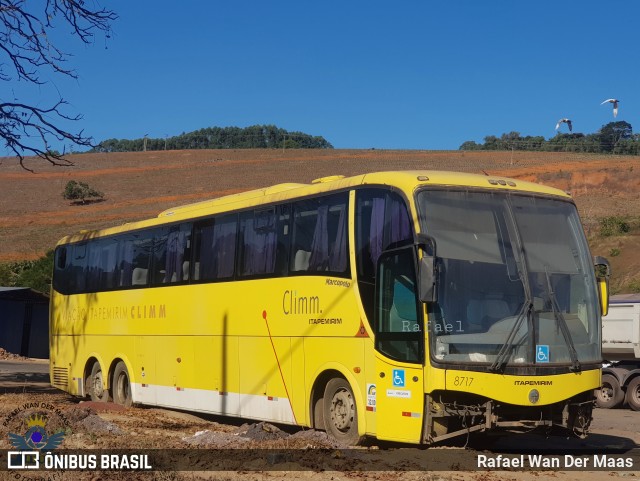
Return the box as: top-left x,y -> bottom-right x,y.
112,361 -> 133,407
625,376 -> 640,411
323,378 -> 362,446
88,362 -> 109,402
595,373 -> 624,409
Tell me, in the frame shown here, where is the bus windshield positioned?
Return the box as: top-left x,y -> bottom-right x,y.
416,190 -> 601,369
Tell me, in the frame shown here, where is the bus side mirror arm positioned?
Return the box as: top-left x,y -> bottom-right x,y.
416,234 -> 437,304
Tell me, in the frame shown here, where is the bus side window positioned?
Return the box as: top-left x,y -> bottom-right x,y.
290,193 -> 349,275
117,232 -> 153,288
53,247 -> 68,294
73,244 -> 88,292
152,224 -> 191,285
194,214 -> 237,282
100,238 -> 120,290
86,238 -> 120,291
151,229 -> 169,285
356,189 -> 413,322
376,248 -> 422,363
56,247 -> 67,270
239,209 -> 274,276
275,204 -> 291,276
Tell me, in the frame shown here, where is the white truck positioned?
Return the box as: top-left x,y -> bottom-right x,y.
596,294 -> 640,410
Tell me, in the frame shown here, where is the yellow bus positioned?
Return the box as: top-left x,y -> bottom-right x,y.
50,171 -> 610,445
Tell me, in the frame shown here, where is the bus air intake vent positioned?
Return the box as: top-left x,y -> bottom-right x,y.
52,367 -> 68,389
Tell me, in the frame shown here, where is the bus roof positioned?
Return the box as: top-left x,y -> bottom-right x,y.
56,170 -> 570,245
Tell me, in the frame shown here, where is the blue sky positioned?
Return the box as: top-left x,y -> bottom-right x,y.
9,1 -> 639,152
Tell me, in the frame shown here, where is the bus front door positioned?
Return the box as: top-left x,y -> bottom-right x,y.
374,247 -> 425,443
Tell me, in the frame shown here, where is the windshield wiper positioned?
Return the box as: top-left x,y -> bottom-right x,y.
544,268 -> 581,372
490,300 -> 532,373
490,229 -> 534,374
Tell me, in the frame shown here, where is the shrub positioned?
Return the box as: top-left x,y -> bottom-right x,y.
627,279 -> 640,293
599,216 -> 630,237
63,180 -> 104,204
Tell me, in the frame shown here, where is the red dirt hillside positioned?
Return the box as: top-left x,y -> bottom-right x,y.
1,149 -> 639,291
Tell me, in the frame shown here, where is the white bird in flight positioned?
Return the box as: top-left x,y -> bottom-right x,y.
601,98 -> 620,118
555,118 -> 572,132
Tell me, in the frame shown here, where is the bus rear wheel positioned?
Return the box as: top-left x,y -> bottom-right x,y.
112,361 -> 133,407
323,378 -> 362,446
625,377 -> 640,411
88,362 -> 109,403
595,374 -> 623,409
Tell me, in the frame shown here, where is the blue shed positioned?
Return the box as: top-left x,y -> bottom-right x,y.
0,287 -> 49,359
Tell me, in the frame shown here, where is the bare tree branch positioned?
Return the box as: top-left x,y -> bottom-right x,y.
0,0 -> 117,169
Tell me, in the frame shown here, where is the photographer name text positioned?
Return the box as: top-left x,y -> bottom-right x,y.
478,454 -> 634,469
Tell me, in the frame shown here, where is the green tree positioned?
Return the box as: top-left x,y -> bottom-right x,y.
459,140 -> 480,150
91,125 -> 333,152
483,135 -> 500,150
63,180 -> 104,204
0,251 -> 54,294
16,251 -> 54,294
458,122 -> 640,155
522,135 -> 546,150
597,121 -> 633,153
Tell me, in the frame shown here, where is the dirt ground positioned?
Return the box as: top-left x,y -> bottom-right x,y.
0,359 -> 638,481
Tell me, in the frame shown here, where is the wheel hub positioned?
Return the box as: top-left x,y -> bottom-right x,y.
632,384 -> 640,402
94,371 -> 104,397
331,389 -> 353,432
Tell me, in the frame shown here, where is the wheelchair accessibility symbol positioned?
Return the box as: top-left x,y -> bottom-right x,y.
392,369 -> 405,387
536,345 -> 549,363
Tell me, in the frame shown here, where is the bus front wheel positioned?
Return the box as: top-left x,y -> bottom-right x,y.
112,361 -> 133,407
88,362 -> 109,403
323,378 -> 362,446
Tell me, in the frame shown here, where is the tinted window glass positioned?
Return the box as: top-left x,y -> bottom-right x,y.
376,247 -> 422,363
117,231 -> 154,288
56,247 -> 67,270
194,214 -> 237,281
53,246 -> 69,294
150,224 -> 192,285
69,243 -> 87,293
85,237 -> 119,291
290,192 -> 349,275
238,206 -> 289,277
356,190 -> 412,280
356,189 -> 413,321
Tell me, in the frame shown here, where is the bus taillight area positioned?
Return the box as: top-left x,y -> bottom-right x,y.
423,389 -> 595,444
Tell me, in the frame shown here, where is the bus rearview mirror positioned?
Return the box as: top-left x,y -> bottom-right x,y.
419,255 -> 436,304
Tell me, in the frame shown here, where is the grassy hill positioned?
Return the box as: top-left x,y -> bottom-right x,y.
1,148 -> 639,293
